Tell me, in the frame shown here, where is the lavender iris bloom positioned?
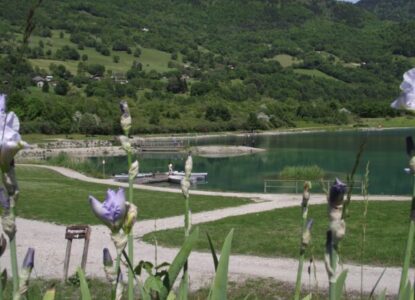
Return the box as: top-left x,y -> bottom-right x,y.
89,188 -> 127,232
0,188 -> 9,210
328,178 -> 347,206
0,94 -> 29,171
391,68 -> 415,110
103,248 -> 113,267
22,248 -> 35,270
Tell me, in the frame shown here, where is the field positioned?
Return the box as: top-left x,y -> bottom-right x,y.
16,166 -> 250,224
144,200 -> 410,266
20,30 -> 178,74
266,54 -> 302,68
293,68 -> 339,81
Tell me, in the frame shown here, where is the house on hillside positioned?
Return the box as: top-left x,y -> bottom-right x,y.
32,76 -> 45,88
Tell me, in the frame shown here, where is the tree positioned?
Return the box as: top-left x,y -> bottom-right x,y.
133,48 -> 141,57
113,55 -> 120,63
42,81 -> 49,93
79,113 -> 100,135
166,76 -> 188,93
86,64 -> 105,76
54,80 -> 69,95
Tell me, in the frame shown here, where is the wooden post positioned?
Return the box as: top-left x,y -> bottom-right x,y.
63,225 -> 91,281
63,239 -> 72,281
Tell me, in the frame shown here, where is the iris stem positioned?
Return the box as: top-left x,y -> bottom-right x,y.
329,241 -> 338,300
112,253 -> 121,300
184,195 -> 190,273
0,258 -> 3,300
9,207 -> 19,298
294,206 -> 308,300
398,175 -> 415,294
127,151 -> 134,300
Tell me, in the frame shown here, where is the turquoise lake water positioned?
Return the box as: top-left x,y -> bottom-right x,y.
89,128 -> 415,195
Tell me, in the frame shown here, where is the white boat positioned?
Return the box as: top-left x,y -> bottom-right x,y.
167,171 -> 208,184
168,171 -> 208,180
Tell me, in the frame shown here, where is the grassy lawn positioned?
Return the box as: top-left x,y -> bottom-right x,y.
294,68 -> 339,81
266,54 -> 302,68
144,201 -> 411,266
361,117 -> 415,128
16,166 -> 250,224
23,133 -> 113,144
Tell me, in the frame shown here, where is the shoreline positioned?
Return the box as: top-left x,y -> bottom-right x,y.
132,125 -> 415,141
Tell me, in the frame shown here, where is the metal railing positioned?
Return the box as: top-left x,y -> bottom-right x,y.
264,179 -> 363,194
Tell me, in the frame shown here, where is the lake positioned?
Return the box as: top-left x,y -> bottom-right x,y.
89,128 -> 414,195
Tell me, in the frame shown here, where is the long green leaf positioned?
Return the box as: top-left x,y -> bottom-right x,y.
399,281 -> 414,300
122,251 -> 151,300
302,293 -> 312,300
76,267 -> 92,300
209,229 -> 234,300
177,273 -> 189,300
335,270 -> 348,300
42,288 -> 56,300
376,289 -> 387,300
206,232 -> 219,271
160,227 -> 199,299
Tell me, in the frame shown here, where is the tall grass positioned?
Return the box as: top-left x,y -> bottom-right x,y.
279,165 -> 325,180
46,152 -> 105,178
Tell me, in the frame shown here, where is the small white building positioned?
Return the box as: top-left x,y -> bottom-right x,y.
32,76 -> 45,88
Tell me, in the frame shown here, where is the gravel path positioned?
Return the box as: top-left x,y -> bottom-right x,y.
8,164 -> 411,295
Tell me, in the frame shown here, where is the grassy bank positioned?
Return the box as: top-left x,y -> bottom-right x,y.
16,166 -> 250,224
144,201 -> 410,266
9,277 -> 366,299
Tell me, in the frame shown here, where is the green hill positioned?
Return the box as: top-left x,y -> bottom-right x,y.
0,0 -> 413,134
358,0 -> 415,21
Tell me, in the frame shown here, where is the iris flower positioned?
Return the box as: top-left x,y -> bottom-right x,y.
0,94 -> 29,171
391,68 -> 415,111
22,248 -> 35,270
0,188 -> 9,210
89,188 -> 127,232
328,178 -> 347,206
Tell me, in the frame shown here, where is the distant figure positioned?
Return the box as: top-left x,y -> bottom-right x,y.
168,163 -> 173,175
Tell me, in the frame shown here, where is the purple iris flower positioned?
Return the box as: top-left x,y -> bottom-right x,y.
22,248 -> 35,270
0,188 -> 9,210
0,94 -> 29,171
103,248 -> 113,267
89,188 -> 127,232
391,68 -> 415,110
328,178 -> 347,206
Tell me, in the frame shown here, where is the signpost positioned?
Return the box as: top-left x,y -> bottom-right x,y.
63,225 -> 91,281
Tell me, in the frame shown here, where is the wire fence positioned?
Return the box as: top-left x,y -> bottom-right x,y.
263,179 -> 363,194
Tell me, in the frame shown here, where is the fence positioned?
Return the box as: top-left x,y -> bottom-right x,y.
263,179 -> 364,194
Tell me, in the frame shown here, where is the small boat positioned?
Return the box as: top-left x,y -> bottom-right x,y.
167,171 -> 208,184
114,173 -> 153,181
168,171 -> 208,180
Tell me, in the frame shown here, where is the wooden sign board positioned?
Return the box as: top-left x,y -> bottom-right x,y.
65,225 -> 90,239
63,225 -> 91,281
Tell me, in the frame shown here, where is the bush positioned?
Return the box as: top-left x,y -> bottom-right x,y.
54,80 -> 69,96
278,165 -> 325,180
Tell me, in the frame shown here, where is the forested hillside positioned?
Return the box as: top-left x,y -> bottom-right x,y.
0,0 -> 414,134
358,0 -> 415,21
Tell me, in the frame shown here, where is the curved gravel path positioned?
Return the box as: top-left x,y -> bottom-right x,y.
8,164 -> 411,295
